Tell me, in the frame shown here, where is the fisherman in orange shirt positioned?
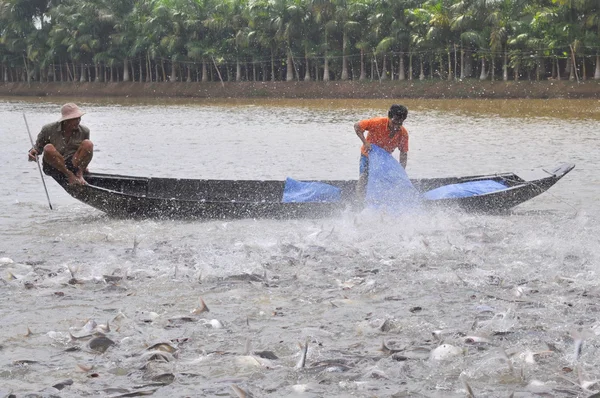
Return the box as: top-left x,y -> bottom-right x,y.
354,104 -> 409,198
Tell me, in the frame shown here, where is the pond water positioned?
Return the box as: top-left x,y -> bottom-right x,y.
0,97 -> 599,397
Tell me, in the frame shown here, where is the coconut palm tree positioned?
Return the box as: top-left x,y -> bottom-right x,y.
310,0 -> 337,81
423,0 -> 455,79
248,0 -> 283,81
346,0 -> 374,80
0,0 -> 52,82
407,6 -> 435,80
574,0 -> 599,79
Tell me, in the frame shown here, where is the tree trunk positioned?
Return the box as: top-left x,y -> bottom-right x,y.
170,60 -> 177,82
202,60 -> 208,82
409,53 -> 413,80
65,62 -> 72,81
271,49 -> 276,82
566,57 -> 573,80
123,58 -> 130,82
460,47 -> 465,79
80,63 -> 87,83
138,57 -> 143,82
503,51 -> 508,81
479,58 -> 487,80
429,55 -> 433,79
380,54 -> 387,80
323,51 -> 330,81
304,49 -> 311,81
147,53 -> 152,82
341,31 -> 348,80
237,58 -> 242,81
595,55 -> 600,79
359,49 -> 366,80
419,57 -> 424,80
490,57 -> 495,82
454,44 -> 457,80
569,45 -> 579,82
161,60 -> 167,82
447,49 -> 452,80
399,53 -> 405,80
556,58 -> 561,80
22,54 -> 30,84
464,51 -> 473,77
437,52 -> 444,79
286,51 -> 293,81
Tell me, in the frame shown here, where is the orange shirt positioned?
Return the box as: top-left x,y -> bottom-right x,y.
359,117 -> 409,156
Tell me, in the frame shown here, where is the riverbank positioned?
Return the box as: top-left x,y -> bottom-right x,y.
1,79 -> 599,99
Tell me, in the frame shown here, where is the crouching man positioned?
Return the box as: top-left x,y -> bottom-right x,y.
28,103 -> 93,186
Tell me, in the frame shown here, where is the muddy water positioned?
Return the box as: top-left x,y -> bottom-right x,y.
0,98 -> 599,397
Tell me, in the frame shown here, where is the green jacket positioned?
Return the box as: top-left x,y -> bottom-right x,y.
35,121 -> 90,158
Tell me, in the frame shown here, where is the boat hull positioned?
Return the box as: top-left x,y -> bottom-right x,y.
56,163 -> 575,219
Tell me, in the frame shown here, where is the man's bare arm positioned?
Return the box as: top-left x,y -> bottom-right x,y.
354,122 -> 371,152
400,152 -> 408,169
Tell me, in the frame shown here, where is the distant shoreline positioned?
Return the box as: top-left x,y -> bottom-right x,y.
1,80 -> 598,99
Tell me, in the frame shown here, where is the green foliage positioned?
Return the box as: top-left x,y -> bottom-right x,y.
0,0 -> 597,82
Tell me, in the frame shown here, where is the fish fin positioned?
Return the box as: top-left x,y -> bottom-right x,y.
231,384 -> 249,398
192,297 -> 210,314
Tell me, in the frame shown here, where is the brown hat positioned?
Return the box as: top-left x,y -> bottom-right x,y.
58,103 -> 85,122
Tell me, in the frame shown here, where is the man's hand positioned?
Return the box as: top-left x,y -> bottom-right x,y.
28,148 -> 38,162
400,152 -> 408,169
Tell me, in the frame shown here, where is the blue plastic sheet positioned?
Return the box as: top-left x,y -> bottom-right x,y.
423,180 -> 507,200
365,145 -> 422,211
282,177 -> 341,203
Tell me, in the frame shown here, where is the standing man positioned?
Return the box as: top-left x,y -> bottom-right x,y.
28,103 -> 93,186
354,104 -> 409,197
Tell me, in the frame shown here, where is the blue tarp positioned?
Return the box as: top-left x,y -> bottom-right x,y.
423,179 -> 508,200
281,145 -> 508,208
282,177 -> 341,203
365,145 -> 422,211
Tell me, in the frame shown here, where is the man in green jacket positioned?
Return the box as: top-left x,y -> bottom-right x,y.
27,103 -> 93,185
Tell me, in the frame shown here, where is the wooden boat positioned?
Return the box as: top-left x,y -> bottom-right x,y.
52,163 -> 575,219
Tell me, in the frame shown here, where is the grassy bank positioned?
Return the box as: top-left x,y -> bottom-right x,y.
1,80 -> 599,99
